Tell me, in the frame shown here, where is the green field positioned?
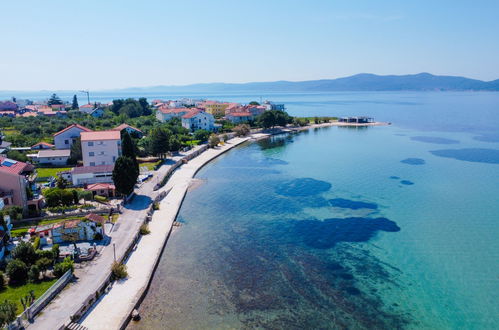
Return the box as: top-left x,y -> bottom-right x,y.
0,279 -> 58,314
140,160 -> 162,171
36,167 -> 71,179
12,216 -> 86,231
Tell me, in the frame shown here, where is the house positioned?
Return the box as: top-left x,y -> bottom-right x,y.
31,149 -> 71,165
226,112 -> 255,124
67,165 -> 114,186
50,104 -> 66,111
181,109 -> 215,131
199,101 -> 229,118
263,101 -> 285,111
156,107 -> 190,122
0,157 -> 40,213
31,142 -> 55,150
89,108 -> 104,118
113,123 -> 143,138
79,104 -> 95,114
338,116 -> 374,124
31,215 -> 105,245
0,141 -> 12,154
86,183 -> 116,197
81,130 -> 122,167
53,124 -> 93,150
0,101 -> 18,112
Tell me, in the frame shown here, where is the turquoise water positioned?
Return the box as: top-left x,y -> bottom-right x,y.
129,92 -> 499,329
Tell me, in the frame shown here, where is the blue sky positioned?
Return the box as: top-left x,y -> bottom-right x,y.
1,0 -> 498,90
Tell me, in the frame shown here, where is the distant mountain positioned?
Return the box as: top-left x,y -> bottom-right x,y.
113,73 -> 499,93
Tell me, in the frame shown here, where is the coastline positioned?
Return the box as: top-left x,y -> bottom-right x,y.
78,121 -> 389,329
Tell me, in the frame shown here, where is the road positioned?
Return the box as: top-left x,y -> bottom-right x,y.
29,147 -> 204,330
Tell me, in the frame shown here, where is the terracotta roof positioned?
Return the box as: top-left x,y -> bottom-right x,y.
182,109 -> 201,119
54,124 -> 93,137
0,156 -> 34,175
64,219 -> 81,229
228,112 -> 253,117
113,123 -> 143,133
158,107 -> 189,114
87,183 -> 115,191
71,164 -> 114,175
32,142 -> 55,148
80,130 -> 121,141
85,213 -> 106,224
80,104 -> 94,108
20,112 -> 37,117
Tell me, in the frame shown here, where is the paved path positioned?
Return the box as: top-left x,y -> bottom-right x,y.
29,145 -> 207,330
80,137 -> 249,330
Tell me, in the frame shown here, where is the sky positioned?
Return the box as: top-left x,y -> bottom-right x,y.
1,0 -> 499,90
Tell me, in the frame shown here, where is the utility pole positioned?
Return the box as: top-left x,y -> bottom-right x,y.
113,243 -> 116,262
79,90 -> 90,105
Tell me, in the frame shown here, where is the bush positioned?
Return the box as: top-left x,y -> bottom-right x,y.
52,244 -> 60,260
78,190 -> 94,202
94,195 -> 108,203
36,249 -> 55,260
111,262 -> 128,280
0,300 -> 17,327
194,129 -> 210,142
60,189 -> 74,206
6,259 -> 28,285
93,232 -> 103,241
233,124 -> 250,137
152,202 -> 159,210
11,241 -> 37,266
0,271 -> 5,290
28,265 -> 40,282
208,134 -> 220,148
33,237 -> 41,250
35,257 -> 53,275
2,206 -> 23,221
139,223 -> 150,235
53,257 -> 73,277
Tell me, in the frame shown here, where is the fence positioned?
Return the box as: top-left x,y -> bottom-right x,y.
9,270 -> 73,329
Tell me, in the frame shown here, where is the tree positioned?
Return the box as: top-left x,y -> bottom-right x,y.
0,272 -> 5,290
48,93 -> 63,106
6,259 -> 28,285
112,156 -> 138,196
56,176 -> 68,189
138,97 -> 152,116
68,137 -> 82,165
149,127 -> 171,157
60,189 -> 74,206
233,124 -> 250,137
72,95 -> 79,110
6,150 -> 28,162
11,241 -> 37,266
28,265 -> 40,283
53,257 -> 74,277
257,111 -> 276,129
0,300 -> 17,327
169,137 -> 181,153
35,258 -> 52,277
208,134 -> 220,148
249,101 -> 260,105
121,131 -> 139,178
194,129 -> 210,142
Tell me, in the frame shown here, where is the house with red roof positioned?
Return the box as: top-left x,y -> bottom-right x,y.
113,123 -> 143,138
226,112 -> 256,124
31,142 -> 55,150
0,157 -> 40,214
181,109 -> 215,131
53,124 -> 93,150
81,130 -> 122,167
155,107 -> 191,122
86,182 -> 116,197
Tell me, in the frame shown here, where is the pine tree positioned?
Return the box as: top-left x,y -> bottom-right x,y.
121,131 -> 139,178
47,93 -> 63,106
149,127 -> 171,158
112,156 -> 138,196
72,95 -> 79,110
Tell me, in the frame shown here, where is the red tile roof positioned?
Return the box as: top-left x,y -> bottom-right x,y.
86,183 -> 115,191
85,213 -> 106,224
80,104 -> 94,108
32,142 -> 55,148
0,156 -> 34,175
113,123 -> 143,133
228,112 -> 253,117
64,219 -> 81,229
182,109 -> 201,119
158,107 -> 189,114
81,130 -> 121,141
54,124 -> 93,137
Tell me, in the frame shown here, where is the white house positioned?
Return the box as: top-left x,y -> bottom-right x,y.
81,130 -> 122,167
66,164 -> 114,185
79,104 -> 95,114
113,123 -> 143,138
226,112 -> 255,124
156,107 -> 190,122
181,109 -> 215,131
31,149 -> 71,165
53,124 -> 93,150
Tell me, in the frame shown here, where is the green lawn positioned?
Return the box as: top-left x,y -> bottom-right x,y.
140,160 -> 162,171
0,279 -> 58,314
36,167 -> 71,179
13,216 -> 86,230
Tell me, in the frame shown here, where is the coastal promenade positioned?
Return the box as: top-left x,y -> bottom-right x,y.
28,144 -> 214,330
79,137 -> 250,329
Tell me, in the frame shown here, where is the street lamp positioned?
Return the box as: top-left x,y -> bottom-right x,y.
79,90 -> 90,105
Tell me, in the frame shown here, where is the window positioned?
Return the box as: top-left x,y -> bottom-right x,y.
90,162 -> 95,166
88,142 -> 94,146
112,156 -> 116,162
98,141 -> 104,145
89,152 -> 94,156
65,140 -> 69,145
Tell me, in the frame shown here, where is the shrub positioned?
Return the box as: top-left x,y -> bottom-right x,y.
0,271 -> 5,290
233,124 -> 250,137
35,258 -> 53,275
194,129 -> 210,142
53,257 -> 73,277
60,189 -> 74,206
94,195 -> 108,203
28,265 -> 40,283
139,223 -> 150,235
78,190 -> 94,202
33,237 -> 41,250
93,232 -> 103,241
72,189 -> 79,204
208,134 -> 220,148
152,202 -> 159,210
11,241 -> 37,266
111,262 -> 128,280
2,206 -> 23,221
6,259 -> 28,285
52,244 -> 60,260
0,300 -> 17,327
36,249 -> 55,260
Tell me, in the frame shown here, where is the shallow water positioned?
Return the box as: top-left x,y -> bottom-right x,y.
129,92 -> 499,329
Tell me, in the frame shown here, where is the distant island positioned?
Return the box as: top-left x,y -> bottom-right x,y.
110,73 -> 499,93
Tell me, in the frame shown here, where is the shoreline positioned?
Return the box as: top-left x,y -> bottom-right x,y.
77,120 -> 389,329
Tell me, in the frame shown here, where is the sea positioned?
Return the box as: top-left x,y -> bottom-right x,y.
5,90 -> 499,329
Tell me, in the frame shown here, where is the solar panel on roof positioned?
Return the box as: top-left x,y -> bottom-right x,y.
1,158 -> 18,167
